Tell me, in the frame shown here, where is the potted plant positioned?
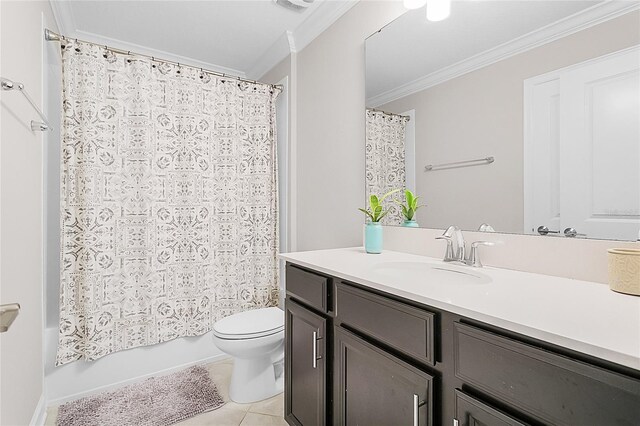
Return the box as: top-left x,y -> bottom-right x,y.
359,189 -> 399,254
396,189 -> 424,227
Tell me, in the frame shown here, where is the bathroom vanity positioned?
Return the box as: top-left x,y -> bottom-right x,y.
280,248 -> 640,426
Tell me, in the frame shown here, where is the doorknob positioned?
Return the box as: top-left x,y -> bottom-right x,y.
537,226 -> 560,236
563,228 -> 586,238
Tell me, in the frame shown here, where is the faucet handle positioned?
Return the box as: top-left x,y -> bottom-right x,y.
466,241 -> 495,268
435,235 -> 456,262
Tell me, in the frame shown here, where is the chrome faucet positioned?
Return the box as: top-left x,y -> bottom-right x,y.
436,226 -> 495,267
466,241 -> 495,267
435,226 -> 466,263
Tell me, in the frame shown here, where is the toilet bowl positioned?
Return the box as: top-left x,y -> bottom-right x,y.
212,307 -> 285,403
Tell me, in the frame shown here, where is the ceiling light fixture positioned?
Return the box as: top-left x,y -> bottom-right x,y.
426,0 -> 451,21
273,0 -> 314,12
403,0 -> 427,10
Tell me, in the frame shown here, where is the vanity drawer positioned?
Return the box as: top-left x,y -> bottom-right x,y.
286,264 -> 329,313
336,283 -> 435,365
454,322 -> 640,426
454,389 -> 527,426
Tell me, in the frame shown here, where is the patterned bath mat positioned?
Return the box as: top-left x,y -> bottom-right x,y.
56,365 -> 225,426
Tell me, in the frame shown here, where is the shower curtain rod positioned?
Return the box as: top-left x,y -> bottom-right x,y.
366,107 -> 410,122
44,29 -> 284,92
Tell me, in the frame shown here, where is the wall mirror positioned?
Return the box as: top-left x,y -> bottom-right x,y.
365,1 -> 640,241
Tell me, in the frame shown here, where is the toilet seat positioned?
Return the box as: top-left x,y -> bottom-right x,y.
213,307 -> 284,340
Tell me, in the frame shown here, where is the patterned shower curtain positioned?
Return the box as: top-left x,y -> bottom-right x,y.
57,40 -> 280,365
365,109 -> 409,225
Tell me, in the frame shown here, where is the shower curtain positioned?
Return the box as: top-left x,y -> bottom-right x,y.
365,109 -> 409,225
57,40 -> 280,365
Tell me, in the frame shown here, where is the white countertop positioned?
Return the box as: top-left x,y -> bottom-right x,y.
280,247 -> 640,370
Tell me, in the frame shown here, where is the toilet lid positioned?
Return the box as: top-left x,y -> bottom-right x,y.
213,307 -> 284,339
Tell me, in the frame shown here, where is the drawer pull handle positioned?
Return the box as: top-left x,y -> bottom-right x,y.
312,331 -> 322,368
413,394 -> 426,426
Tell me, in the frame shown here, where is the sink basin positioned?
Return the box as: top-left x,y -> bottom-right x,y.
371,261 -> 492,285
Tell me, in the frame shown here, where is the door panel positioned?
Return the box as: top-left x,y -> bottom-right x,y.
524,77 -> 561,235
526,47 -> 640,241
285,299 -> 327,426
334,326 -> 433,426
561,47 -> 640,240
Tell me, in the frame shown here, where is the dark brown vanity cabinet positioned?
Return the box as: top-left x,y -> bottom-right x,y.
334,327 -> 433,426
453,322 -> 640,426
454,390 -> 526,426
285,299 -> 328,426
284,265 -> 333,426
284,263 -> 640,426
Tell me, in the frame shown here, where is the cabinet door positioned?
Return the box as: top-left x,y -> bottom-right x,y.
285,299 -> 327,426
334,327 -> 433,426
454,390 -> 527,426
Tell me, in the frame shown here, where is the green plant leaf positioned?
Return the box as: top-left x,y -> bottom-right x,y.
369,194 -> 379,209
407,207 -> 415,220
373,205 -> 383,220
405,189 -> 414,206
358,208 -> 375,221
377,210 -> 390,221
379,188 -> 401,203
410,195 -> 419,209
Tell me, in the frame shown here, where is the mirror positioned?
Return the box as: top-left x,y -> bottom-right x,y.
365,1 -> 640,241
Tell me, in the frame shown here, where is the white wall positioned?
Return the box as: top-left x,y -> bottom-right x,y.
295,1 -> 406,251
261,54 -> 296,253
379,11 -> 640,233
383,225 -> 640,285
291,1 -> 640,287
0,1 -> 58,424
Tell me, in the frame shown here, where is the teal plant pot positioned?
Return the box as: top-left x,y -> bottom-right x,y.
402,220 -> 419,228
365,222 -> 383,254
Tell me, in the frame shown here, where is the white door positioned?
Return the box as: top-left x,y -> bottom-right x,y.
560,47 -> 640,241
525,46 -> 640,241
524,78 -> 561,236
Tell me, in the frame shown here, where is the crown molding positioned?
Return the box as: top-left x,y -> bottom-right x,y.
49,0 -> 357,81
246,31 -> 295,80
248,0 -> 358,79
49,0 -> 77,38
293,0 -> 359,52
367,1 -> 640,107
72,30 -> 246,77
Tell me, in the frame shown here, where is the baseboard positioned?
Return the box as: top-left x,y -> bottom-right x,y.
29,393 -> 46,426
47,353 -> 230,406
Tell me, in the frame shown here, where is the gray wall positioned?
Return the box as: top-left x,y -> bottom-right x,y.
295,1 -> 405,250
1,1 -> 59,423
380,11 -> 640,233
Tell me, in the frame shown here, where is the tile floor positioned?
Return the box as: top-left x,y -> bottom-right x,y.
45,358 -> 287,426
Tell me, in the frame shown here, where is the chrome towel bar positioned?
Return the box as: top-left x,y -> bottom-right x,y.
425,156 -> 494,172
1,77 -> 52,131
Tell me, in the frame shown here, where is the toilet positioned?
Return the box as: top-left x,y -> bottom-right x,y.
212,307 -> 285,403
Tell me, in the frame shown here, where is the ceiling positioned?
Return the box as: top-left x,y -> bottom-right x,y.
51,0 -> 356,79
366,1 -> 637,104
